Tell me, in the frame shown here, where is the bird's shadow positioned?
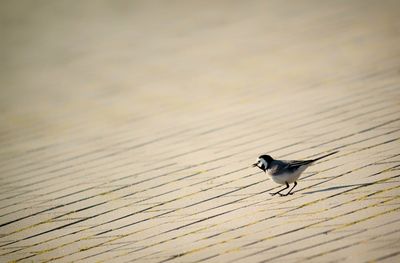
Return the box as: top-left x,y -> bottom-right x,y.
302,183 -> 370,194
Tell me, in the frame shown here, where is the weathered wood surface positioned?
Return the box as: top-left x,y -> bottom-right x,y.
1,1 -> 400,262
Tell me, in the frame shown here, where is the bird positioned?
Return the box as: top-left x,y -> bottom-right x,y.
252,151 -> 338,196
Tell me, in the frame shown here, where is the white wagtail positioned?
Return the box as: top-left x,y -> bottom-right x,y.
252,151 -> 338,196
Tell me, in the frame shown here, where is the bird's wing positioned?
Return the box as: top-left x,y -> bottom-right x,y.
268,159 -> 315,176
269,160 -> 308,176
272,160 -> 314,175
286,159 -> 314,168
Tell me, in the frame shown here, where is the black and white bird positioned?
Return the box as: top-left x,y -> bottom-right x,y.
252,151 -> 338,196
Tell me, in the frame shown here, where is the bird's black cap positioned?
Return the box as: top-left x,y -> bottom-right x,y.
259,155 -> 273,162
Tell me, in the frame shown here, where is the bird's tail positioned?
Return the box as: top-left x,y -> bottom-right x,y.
312,151 -> 339,162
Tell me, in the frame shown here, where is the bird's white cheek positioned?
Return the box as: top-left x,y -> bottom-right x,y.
260,159 -> 268,168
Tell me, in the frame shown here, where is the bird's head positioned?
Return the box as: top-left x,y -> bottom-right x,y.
252,155 -> 273,172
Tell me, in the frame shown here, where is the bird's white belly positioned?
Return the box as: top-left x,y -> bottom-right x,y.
269,167 -> 306,184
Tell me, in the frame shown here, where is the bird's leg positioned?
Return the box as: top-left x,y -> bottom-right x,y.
283,181 -> 297,196
270,182 -> 289,196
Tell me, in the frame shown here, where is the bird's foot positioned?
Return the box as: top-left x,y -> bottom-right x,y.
271,192 -> 294,197
278,192 -> 294,197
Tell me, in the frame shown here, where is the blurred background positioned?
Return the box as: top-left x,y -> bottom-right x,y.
1,0 -> 399,149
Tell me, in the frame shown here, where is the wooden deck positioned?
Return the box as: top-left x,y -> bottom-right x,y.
1,1 -> 400,262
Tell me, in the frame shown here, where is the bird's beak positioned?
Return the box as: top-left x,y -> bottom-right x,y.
252,163 -> 258,167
